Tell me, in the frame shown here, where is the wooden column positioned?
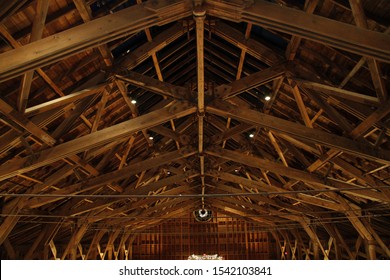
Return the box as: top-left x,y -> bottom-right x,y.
194,5 -> 206,208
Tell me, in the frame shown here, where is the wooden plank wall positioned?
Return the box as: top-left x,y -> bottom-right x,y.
131,212 -> 271,260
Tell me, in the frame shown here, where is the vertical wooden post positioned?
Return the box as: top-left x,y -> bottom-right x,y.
368,240 -> 376,260
313,242 -> 320,260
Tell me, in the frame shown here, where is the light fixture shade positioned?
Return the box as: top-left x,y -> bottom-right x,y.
193,208 -> 212,222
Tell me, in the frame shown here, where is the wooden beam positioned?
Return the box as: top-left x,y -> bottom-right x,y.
303,89 -> 355,133
290,82 -> 313,128
235,23 -> 252,80
205,147 -> 389,202
85,229 -> 107,260
215,64 -> 286,100
206,0 -> 390,62
0,0 -> 192,82
268,131 -> 289,167
207,171 -> 343,211
61,224 -> 89,260
208,100 -> 390,165
24,147 -> 196,209
0,101 -> 196,181
211,20 -> 282,65
18,0 -> 50,113
0,165 -> 74,246
297,79 -> 380,107
350,98 -> 390,138
349,0 -> 388,102
4,238 -> 17,259
24,83 -> 106,117
118,22 -> 188,70
0,98 -> 56,146
91,90 -> 109,133
68,171 -> 198,216
285,0 -> 319,60
73,0 -> 113,66
114,72 -> 189,100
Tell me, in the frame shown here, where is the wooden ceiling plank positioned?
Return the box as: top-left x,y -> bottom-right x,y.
208,100 -> 390,165
206,0 -> 390,62
0,101 -> 196,181
0,0 -> 193,82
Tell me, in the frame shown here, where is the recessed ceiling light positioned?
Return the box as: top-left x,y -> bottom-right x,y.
131,99 -> 137,104
249,133 -> 254,138
265,95 -> 271,101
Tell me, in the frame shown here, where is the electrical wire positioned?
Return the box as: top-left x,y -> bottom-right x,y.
1,184 -> 389,198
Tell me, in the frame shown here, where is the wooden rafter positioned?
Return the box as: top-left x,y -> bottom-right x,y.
206,0 -> 390,62
0,0 -> 193,82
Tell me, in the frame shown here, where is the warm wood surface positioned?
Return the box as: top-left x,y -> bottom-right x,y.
0,0 -> 388,260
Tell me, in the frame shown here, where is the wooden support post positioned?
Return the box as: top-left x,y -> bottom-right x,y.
368,240 -> 376,260
61,224 -> 88,260
18,0 -> 50,113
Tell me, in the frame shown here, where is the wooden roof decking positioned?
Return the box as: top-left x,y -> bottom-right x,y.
0,0 -> 389,259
